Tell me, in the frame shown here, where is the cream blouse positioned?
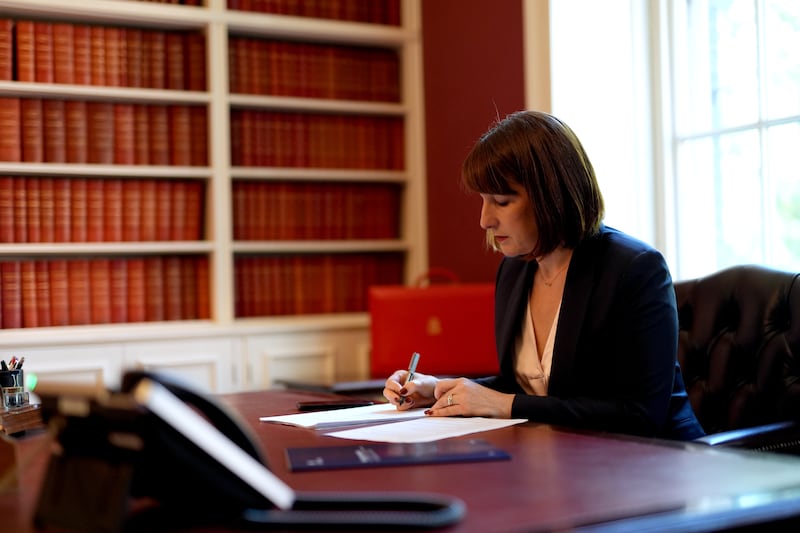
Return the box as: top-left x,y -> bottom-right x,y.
514,299 -> 561,396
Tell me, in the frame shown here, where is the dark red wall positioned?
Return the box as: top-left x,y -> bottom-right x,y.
420,0 -> 525,283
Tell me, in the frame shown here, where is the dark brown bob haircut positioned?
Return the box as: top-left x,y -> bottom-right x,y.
461,110 -> 605,258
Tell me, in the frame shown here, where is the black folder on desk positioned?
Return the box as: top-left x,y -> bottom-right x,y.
286,439 -> 510,472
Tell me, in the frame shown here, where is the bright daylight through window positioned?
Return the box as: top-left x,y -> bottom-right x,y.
670,0 -> 800,278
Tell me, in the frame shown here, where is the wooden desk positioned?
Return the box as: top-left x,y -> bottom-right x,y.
5,389 -> 800,532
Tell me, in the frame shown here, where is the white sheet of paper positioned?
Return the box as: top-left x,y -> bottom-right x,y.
259,402 -> 426,429
325,416 -> 528,443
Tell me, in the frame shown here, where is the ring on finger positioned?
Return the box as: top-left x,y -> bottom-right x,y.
447,393 -> 454,406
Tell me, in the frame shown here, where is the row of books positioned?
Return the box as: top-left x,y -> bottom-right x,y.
0,176 -> 204,243
230,110 -> 404,169
227,0 -> 401,25
0,98 -> 209,166
232,180 -> 400,240
0,19 -> 206,91
234,252 -> 404,317
229,37 -> 400,102
0,255 -> 210,329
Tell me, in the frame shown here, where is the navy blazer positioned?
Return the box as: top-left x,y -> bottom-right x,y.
475,225 -> 705,440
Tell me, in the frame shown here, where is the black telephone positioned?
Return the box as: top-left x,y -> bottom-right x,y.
34,370 -> 465,532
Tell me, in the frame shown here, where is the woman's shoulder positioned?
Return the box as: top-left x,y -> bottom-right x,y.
587,225 -> 663,261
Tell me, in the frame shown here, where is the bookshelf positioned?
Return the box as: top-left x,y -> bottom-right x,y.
0,0 -> 427,393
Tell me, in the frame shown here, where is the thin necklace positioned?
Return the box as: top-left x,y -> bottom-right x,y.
538,262 -> 569,287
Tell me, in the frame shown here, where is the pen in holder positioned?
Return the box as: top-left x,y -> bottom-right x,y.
0,369 -> 29,410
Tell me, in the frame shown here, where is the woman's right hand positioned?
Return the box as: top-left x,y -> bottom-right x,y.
384,370 -> 438,410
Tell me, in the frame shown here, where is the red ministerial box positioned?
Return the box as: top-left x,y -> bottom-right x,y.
368,283 -> 498,379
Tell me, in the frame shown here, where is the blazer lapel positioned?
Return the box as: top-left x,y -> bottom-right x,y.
548,233 -> 602,393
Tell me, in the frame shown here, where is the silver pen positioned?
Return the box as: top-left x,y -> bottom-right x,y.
399,352 -> 420,405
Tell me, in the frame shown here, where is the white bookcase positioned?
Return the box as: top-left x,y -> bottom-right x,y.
0,0 -> 427,393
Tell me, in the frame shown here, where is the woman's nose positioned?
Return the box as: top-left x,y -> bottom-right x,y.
479,202 -> 495,230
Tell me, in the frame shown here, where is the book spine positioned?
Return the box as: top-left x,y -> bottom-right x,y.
25,178 -> 41,243
113,103 -> 135,164
39,177 -> 55,242
0,19 -> 12,81
189,106 -> 208,166
184,31 -> 207,91
69,178 -> 88,242
89,258 -> 111,324
34,22 -> 54,83
109,258 -> 128,323
126,258 -> 146,323
52,23 -> 74,84
68,259 -> 91,325
139,179 -> 157,241
65,100 -> 88,163
144,256 -> 165,321
35,260 -> 51,327
87,102 -> 114,164
14,21 -> 35,82
21,260 -> 38,328
168,105 -> 191,165
180,256 -> 198,319
86,179 -> 105,242
165,31 -> 185,90
12,176 -> 27,243
72,24 -> 92,85
0,97 -> 20,161
53,177 -> 71,242
1,261 -> 22,329
103,179 -> 123,242
49,259 -> 70,326
155,179 -> 172,241
0,177 -> 13,243
20,98 -> 43,163
122,179 -> 141,241
43,99 -> 66,163
163,255 -> 183,320
148,105 -> 170,165
104,26 -> 122,87
89,25 -> 106,86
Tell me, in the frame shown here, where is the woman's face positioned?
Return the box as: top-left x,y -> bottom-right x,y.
479,182 -> 538,257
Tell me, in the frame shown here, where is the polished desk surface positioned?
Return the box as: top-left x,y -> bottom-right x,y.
5,389 -> 800,532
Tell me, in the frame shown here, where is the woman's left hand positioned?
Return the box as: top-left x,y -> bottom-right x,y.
426,378 -> 514,418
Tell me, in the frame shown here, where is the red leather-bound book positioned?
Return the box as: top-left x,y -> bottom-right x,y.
0,19 -> 11,80
38,177 -> 55,242
86,102 -> 113,164
122,178 -> 141,242
89,25 -> 105,86
184,180 -> 203,240
196,256 -> 210,319
69,178 -> 88,242
35,260 -> 51,327
163,255 -> 182,321
155,179 -> 171,241
52,22 -> 74,84
43,99 -> 66,163
125,27 -> 143,88
53,177 -> 71,242
25,178 -> 41,243
113,103 -> 135,164
165,31 -> 184,90
185,31 -> 206,91
0,97 -> 20,161
68,259 -> 91,325
65,100 -> 88,163
89,258 -> 111,324
144,29 -> 165,89
109,258 -> 128,323
139,178 -> 157,241
103,179 -> 123,241
12,176 -> 27,243
33,22 -> 53,83
180,257 -> 197,319
48,259 -> 70,326
0,176 -> 13,242
189,106 -> 208,166
1,261 -> 22,329
20,98 -> 43,163
126,258 -> 146,323
133,104 -> 149,165
168,105 -> 191,166
169,179 -> 187,241
20,260 -> 38,328
86,178 -> 104,242
72,24 -> 91,85
13,21 -> 35,82
104,26 -> 122,87
143,256 -> 165,322
148,105 -> 170,165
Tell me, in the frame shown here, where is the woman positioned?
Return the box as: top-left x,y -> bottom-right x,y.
384,111 -> 704,440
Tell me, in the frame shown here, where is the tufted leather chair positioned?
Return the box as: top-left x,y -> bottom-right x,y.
673,264 -> 800,453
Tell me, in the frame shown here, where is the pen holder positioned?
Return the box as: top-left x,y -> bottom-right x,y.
0,370 -> 29,410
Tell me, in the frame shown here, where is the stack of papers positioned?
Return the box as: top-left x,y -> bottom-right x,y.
260,403 -> 527,444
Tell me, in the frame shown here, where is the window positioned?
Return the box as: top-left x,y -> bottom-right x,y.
668,0 -> 800,278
